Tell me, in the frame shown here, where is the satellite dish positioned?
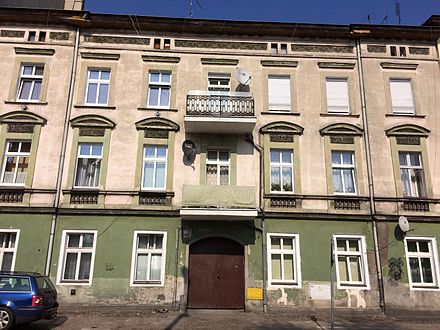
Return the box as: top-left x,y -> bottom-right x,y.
398,216 -> 410,232
237,68 -> 251,86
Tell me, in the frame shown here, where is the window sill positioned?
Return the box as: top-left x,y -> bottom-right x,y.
137,107 -> 178,112
320,113 -> 360,118
5,100 -> 48,105
385,113 -> 426,118
57,281 -> 92,286
261,111 -> 300,116
74,105 -> 116,110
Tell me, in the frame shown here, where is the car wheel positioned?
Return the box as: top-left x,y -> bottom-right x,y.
0,307 -> 13,330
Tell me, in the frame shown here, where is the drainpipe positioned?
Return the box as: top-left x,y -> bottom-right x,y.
244,133 -> 267,313
355,38 -> 386,313
44,26 -> 80,276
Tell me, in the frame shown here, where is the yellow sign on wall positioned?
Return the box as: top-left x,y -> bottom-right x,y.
247,288 -> 263,300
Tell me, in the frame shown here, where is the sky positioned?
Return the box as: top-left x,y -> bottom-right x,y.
85,0 -> 440,26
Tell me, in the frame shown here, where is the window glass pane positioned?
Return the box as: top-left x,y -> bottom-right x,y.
2,157 -> 16,184
89,70 -> 99,79
30,81 -> 41,100
342,169 -> 355,193
19,80 -> 32,99
136,254 -> 148,281
150,254 -> 162,281
400,169 -> 411,197
155,162 -> 166,188
271,254 -> 282,280
143,162 -> 154,188
271,167 -> 281,191
161,73 -> 171,83
82,234 -> 94,248
86,83 -> 98,103
159,88 -> 170,106
282,167 -> 293,192
349,256 -> 362,282
1,253 -> 13,272
271,237 -> 281,249
418,241 -> 429,253
409,153 -> 421,167
399,153 -> 408,166
100,70 -> 110,80
79,144 -> 91,156
23,66 -> 34,75
332,152 -> 341,165
91,144 -> 103,157
149,73 -> 160,82
348,240 -> 359,252
68,234 -> 80,248
207,151 -> 217,160
219,166 -> 229,185
284,254 -> 294,280
414,170 -> 426,197
78,253 -> 92,280
336,240 -> 346,251
281,150 -> 292,163
20,142 -> 31,153
342,152 -> 353,165
35,66 -> 44,76
407,240 -> 417,252
283,238 -> 293,250
156,147 -> 167,158
219,151 -> 229,161
270,150 -> 279,163
8,142 -> 20,153
63,253 -> 77,280
148,87 -> 159,106
206,164 -> 217,185
75,158 -> 100,187
145,147 -> 155,158
98,83 -> 109,104
421,258 -> 433,283
409,257 -> 421,283
338,257 -> 349,281
138,235 -> 149,249
155,235 -> 163,249
332,169 -> 343,193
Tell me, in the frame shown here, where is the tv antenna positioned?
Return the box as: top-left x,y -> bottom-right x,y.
395,1 -> 401,25
237,68 -> 251,86
189,0 -> 203,18
381,15 -> 388,24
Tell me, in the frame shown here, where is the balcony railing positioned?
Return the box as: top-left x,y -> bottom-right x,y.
186,91 -> 254,117
182,185 -> 256,209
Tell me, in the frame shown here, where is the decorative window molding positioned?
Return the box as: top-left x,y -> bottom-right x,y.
318,62 -> 355,69
380,62 -> 418,70
201,58 -> 239,66
333,235 -> 370,289
141,55 -> 180,63
260,60 -> 298,68
404,237 -> 440,291
267,233 -> 301,288
260,122 -> 304,136
130,231 -> 167,287
385,124 -> 429,138
84,35 -> 150,45
56,230 -> 98,286
135,118 -> 179,132
14,47 -> 55,56
80,52 -> 120,61
319,123 -> 363,137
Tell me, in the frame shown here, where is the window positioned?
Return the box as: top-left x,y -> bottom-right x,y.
389,79 -> 415,114
147,72 -> 171,108
208,73 -> 230,92
1,141 -> 31,186
130,231 -> 167,286
28,31 -> 36,42
85,69 -> 110,105
332,151 -> 357,195
405,237 -> 440,290
399,152 -> 426,197
333,235 -> 370,289
0,231 -> 19,271
399,46 -> 407,57
268,75 -> 291,111
153,38 -> 161,49
0,276 -> 30,291
270,43 -> 287,54
58,231 -> 97,284
164,39 -> 171,49
326,78 -> 350,114
74,143 -> 103,188
206,150 -> 230,185
270,149 -> 293,193
16,64 -> 44,102
38,31 -> 46,42
390,46 -> 397,56
267,234 -> 301,287
142,146 -> 167,190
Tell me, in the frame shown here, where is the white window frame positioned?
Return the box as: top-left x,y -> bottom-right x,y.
141,145 -> 168,191
56,230 -> 98,286
268,75 -> 291,112
16,64 -> 44,102
331,151 -> 357,195
208,73 -> 231,92
404,236 -> 440,291
333,235 -> 370,290
147,71 -> 172,109
206,149 -> 230,186
130,231 -> 167,287
267,233 -> 301,288
325,78 -> 350,114
0,140 -> 31,187
270,149 -> 294,194
389,78 -> 415,115
0,229 -> 20,272
73,143 -> 103,189
399,151 -> 426,198
84,68 -> 111,106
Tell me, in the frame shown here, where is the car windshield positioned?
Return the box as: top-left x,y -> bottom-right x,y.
0,276 -> 31,291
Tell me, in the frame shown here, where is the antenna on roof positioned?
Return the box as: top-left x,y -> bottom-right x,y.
395,1 -> 401,25
381,15 -> 388,24
189,0 -> 203,18
367,15 -> 371,25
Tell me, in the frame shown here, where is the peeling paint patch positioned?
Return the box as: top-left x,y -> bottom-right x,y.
347,289 -> 366,308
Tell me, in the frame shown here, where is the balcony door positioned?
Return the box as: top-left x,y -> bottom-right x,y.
188,237 -> 245,309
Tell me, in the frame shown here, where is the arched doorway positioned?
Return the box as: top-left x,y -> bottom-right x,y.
187,237 -> 245,309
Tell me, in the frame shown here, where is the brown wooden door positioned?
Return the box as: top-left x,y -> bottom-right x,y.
188,237 -> 245,309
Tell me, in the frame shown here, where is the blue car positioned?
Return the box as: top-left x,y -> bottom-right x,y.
0,272 -> 58,329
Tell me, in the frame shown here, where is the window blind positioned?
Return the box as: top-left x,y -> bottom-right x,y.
268,76 -> 291,111
390,79 -> 415,114
326,78 -> 350,113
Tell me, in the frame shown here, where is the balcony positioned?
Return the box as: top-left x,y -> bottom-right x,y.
180,184 -> 257,221
184,91 -> 256,133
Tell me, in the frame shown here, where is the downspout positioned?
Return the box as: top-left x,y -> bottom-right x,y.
244,133 -> 267,313
355,38 -> 386,313
45,26 -> 80,276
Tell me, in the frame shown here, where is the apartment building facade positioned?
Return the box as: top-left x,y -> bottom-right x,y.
0,7 -> 439,311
